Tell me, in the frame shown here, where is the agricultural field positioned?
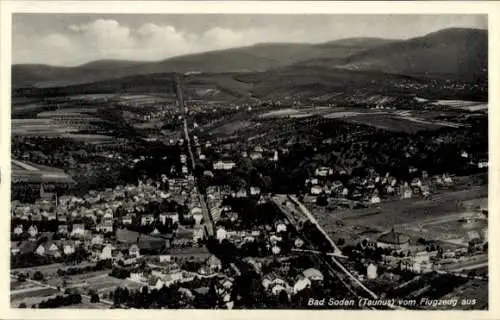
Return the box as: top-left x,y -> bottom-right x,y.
209,120 -> 256,136
437,279 -> 488,310
307,185 -> 487,246
11,284 -> 59,302
431,100 -> 488,112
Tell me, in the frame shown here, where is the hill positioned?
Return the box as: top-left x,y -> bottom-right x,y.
306,28 -> 487,81
12,38 -> 392,88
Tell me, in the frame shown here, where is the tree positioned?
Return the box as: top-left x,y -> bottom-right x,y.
17,273 -> 27,282
18,302 -> 27,308
337,238 -> 345,246
90,292 -> 100,303
316,194 -> 328,206
33,271 -> 44,281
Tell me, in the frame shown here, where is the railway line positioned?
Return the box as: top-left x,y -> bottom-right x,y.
272,194 -> 405,310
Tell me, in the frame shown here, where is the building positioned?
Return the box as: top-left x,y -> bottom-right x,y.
13,225 -> 23,236
100,244 -> 113,260
28,225 -> 38,238
377,229 -> 410,251
213,160 -> 236,171
71,224 -> 85,237
367,263 -> 378,279
302,268 -> 324,282
310,185 -> 323,195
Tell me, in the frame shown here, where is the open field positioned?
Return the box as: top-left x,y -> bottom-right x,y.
438,279 -> 488,310
11,293 -> 60,308
209,120 -> 256,136
258,107 -> 464,133
431,100 -> 488,112
307,185 -> 487,245
11,287 -> 59,301
345,114 -> 453,132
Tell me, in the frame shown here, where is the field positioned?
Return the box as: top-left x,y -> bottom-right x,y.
438,279 -> 488,310
431,100 -> 488,112
209,120 -> 256,136
307,185 -> 488,245
258,107 -> 463,133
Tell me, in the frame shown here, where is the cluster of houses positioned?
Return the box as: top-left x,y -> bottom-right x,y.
306,165 -> 458,203
127,254 -> 224,290
258,261 -> 325,298
10,170 -> 211,262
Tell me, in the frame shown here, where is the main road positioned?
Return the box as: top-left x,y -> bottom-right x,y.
175,75 -> 214,237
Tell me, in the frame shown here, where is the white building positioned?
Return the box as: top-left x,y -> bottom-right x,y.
311,185 -> 323,195
71,224 -> 85,237
367,263 -> 378,279
213,161 -> 236,171
216,228 -> 227,242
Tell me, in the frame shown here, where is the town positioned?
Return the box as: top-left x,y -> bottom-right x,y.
8,17 -> 489,310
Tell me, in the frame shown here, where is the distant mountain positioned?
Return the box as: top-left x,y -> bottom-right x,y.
11,38 -> 393,88
306,28 -> 487,81
12,28 -> 487,92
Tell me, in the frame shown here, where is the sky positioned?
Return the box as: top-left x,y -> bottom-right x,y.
12,14 -> 487,66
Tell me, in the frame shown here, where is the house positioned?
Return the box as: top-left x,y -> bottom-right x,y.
28,225 -> 38,238
122,215 -> 133,225
303,268 -> 324,282
294,238 -> 304,248
250,187 -> 261,196
140,214 -> 155,225
166,212 -> 180,224
401,188 -> 413,199
103,211 -> 113,220
315,167 -> 332,177
129,272 -> 143,282
11,242 -> 21,255
63,242 -> 76,255
13,225 -> 23,236
205,254 -> 222,272
216,228 -> 227,242
370,195 -> 381,204
172,230 -> 193,247
97,220 -> 114,234
213,160 -> 236,171
276,223 -> 287,233
71,224 -> 85,237
249,152 -> 262,160
190,206 -> 202,215
129,244 -> 141,258
58,224 -> 68,235
100,244 -> 113,260
377,229 -> 410,251
367,263 -> 378,279
193,212 -> 203,225
17,241 -> 37,255
310,185 -> 323,195
193,228 -> 204,243
91,234 -> 104,246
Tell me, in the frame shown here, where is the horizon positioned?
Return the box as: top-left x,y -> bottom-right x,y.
12,14 -> 487,67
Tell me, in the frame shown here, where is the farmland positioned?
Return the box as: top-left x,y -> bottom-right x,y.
305,185 -> 488,246
258,106 -> 464,133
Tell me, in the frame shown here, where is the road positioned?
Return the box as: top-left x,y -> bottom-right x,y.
175,75 -> 214,237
